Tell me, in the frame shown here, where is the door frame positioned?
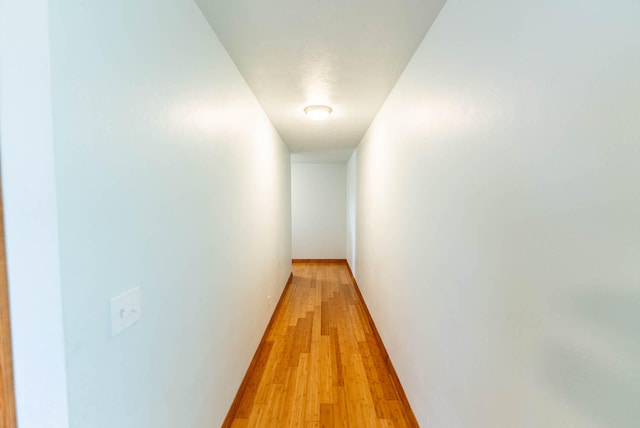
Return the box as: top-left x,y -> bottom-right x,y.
0,174 -> 16,427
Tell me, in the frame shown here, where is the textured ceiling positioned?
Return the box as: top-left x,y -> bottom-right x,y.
196,0 -> 446,161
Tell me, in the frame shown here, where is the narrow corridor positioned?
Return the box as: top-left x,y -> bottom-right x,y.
226,261 -> 417,427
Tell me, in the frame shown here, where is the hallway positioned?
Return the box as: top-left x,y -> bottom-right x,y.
226,262 -> 417,427
3,1 -> 639,427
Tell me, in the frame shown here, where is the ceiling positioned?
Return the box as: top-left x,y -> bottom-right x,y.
196,0 -> 446,161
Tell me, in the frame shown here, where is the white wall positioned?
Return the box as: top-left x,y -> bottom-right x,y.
350,0 -> 640,427
0,1 -> 70,427
291,163 -> 346,259
346,153 -> 357,271
41,1 -> 291,427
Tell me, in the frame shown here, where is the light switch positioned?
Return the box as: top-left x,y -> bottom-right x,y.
111,287 -> 141,336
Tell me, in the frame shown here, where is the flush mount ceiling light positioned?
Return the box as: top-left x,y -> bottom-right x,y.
304,105 -> 333,120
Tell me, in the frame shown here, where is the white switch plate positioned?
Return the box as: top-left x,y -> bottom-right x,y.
111,287 -> 141,336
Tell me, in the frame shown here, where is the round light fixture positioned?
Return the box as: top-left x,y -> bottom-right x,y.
304,105 -> 333,120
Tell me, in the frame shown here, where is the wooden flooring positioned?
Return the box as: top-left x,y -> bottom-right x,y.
225,261 -> 418,427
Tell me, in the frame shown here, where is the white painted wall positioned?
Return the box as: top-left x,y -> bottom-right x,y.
7,1 -> 292,427
346,153 -> 357,272
350,0 -> 640,427
291,163 -> 346,259
0,1 -> 70,427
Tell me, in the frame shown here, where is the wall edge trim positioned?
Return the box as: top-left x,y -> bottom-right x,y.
344,261 -> 420,427
222,272 -> 294,426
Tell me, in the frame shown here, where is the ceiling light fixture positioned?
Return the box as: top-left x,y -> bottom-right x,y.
304,105 -> 333,120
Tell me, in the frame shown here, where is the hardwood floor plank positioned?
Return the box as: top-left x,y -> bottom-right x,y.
290,353 -> 309,427
330,328 -> 344,387
320,301 -> 331,336
235,340 -> 274,418
333,386 -> 350,428
224,261 -> 418,427
319,403 -> 334,428
230,418 -> 249,428
264,382 -> 284,423
318,336 -> 334,404
305,340 -> 320,422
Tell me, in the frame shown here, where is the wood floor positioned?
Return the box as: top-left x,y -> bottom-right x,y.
225,261 -> 418,427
